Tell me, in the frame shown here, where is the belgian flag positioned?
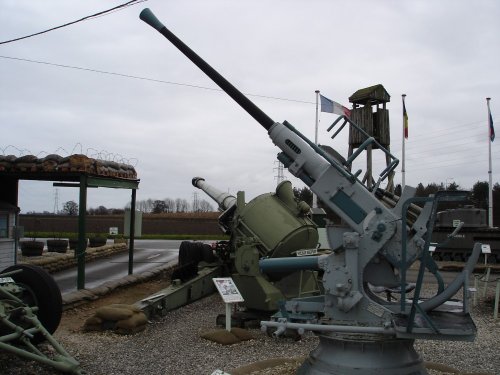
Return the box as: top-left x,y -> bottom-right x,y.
403,95 -> 409,139
487,98 -> 495,142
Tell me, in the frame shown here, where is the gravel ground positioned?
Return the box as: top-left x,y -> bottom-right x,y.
1,285 -> 499,375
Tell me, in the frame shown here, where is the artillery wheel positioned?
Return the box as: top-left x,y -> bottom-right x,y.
178,241 -> 203,266
201,243 -> 217,263
3,264 -> 62,342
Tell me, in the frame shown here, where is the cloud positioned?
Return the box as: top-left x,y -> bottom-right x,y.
1,0 -> 499,213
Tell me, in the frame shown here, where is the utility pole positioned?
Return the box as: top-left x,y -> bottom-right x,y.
192,191 -> 199,212
274,161 -> 285,185
53,188 -> 60,214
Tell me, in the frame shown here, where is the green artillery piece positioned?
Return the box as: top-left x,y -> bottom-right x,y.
138,177 -> 323,321
0,264 -> 81,374
191,177 -> 321,312
140,8 -> 481,374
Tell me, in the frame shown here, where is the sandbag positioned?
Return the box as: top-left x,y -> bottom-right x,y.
95,305 -> 134,321
115,312 -> 148,330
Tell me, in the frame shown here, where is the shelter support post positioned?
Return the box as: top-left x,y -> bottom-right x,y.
128,189 -> 136,275
77,175 -> 87,290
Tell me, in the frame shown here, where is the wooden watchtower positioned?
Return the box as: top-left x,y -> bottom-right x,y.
348,84 -> 394,190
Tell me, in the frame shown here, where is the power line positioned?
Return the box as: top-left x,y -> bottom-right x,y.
3,53 -> 498,122
0,0 -> 146,45
4,51 -> 493,177
0,55 -> 314,105
1,54 -> 497,134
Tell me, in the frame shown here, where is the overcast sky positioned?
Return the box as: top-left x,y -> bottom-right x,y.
1,0 -> 499,213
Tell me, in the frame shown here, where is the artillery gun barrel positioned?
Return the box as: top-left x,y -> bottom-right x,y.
139,8 -> 274,131
192,177 -> 236,212
139,8 -> 397,234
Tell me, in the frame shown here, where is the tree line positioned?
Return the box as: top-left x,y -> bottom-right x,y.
28,180 -> 499,219
293,180 -> 500,223
132,197 -> 214,213
52,196 -> 215,216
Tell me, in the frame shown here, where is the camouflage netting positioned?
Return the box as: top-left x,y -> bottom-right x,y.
200,327 -> 255,345
0,154 -> 137,179
83,304 -> 148,335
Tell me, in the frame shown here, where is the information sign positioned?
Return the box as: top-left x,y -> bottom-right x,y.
296,248 -> 318,257
213,278 -> 244,303
481,244 -> 491,254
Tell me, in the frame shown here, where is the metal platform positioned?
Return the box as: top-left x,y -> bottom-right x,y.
393,308 -> 477,341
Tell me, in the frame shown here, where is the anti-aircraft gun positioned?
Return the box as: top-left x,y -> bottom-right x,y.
190,177 -> 321,313
140,8 -> 480,374
138,177 -> 322,320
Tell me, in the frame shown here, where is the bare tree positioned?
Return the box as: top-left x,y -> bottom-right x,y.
175,198 -> 189,212
134,199 -> 156,213
164,198 -> 176,213
145,198 -> 154,213
152,200 -> 168,213
61,200 -> 79,216
198,199 -> 214,212
95,205 -> 109,215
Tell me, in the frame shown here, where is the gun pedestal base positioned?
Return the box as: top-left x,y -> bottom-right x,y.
297,333 -> 427,375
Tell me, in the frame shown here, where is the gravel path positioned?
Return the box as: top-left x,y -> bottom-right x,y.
9,245 -> 498,374
1,287 -> 499,375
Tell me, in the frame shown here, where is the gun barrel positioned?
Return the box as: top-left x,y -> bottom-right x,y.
139,8 -> 275,131
192,177 -> 236,212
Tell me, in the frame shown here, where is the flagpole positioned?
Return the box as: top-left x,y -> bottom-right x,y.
402,94 -> 406,189
313,90 -> 320,208
315,90 -> 320,145
487,97 -> 493,227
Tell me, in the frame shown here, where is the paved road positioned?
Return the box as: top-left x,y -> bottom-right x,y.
52,238 -> 466,295
53,239 -> 189,294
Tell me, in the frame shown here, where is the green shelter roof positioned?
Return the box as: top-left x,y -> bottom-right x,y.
349,84 -> 390,105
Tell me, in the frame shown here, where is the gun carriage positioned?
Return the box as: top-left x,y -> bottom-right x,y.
0,264 -> 81,373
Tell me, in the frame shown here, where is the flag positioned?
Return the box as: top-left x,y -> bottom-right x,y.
488,101 -> 495,142
320,94 -> 351,117
403,96 -> 409,139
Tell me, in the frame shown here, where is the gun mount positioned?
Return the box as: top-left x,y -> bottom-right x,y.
140,8 -> 480,375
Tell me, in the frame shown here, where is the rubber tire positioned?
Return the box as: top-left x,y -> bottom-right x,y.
178,241 -> 193,266
201,243 -> 217,263
179,241 -> 204,266
3,264 -> 62,342
192,242 -> 205,263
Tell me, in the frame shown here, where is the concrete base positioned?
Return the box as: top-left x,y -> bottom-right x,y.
297,333 -> 427,375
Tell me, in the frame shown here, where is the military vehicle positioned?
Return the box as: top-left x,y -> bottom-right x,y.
140,8 -> 481,374
432,206 -> 500,263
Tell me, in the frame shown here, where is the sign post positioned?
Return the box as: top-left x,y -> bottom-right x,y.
213,278 -> 244,331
